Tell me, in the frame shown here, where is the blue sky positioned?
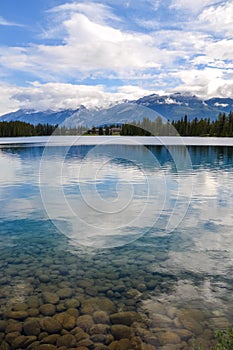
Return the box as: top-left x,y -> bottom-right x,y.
0,0 -> 232,114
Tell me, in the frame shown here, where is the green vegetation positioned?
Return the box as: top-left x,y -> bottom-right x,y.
120,111 -> 233,137
192,329 -> 233,350
85,125 -> 121,135
0,121 -> 86,137
0,121 -> 57,137
212,329 -> 233,350
172,112 -> 233,137
53,125 -> 87,135
0,111 -> 233,137
0,121 -> 38,137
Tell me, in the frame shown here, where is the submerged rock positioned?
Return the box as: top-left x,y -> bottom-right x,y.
81,297 -> 116,314
150,314 -> 173,328
111,325 -> 132,340
40,317 -> 62,334
0,341 -> 10,350
39,274 -> 50,283
93,311 -> 110,325
110,312 -> 141,326
76,336 -> 94,347
176,329 -> 193,341
210,317 -> 230,329
27,296 -> 41,308
126,289 -> 142,300
40,334 -> 60,344
57,288 -> 73,299
178,310 -> 203,335
28,308 -> 40,317
76,315 -> 94,332
71,326 -> 90,341
54,312 -> 76,330
0,321 -> 7,332
5,321 -> 22,334
65,298 -> 81,309
40,304 -> 56,316
12,302 -> 28,311
11,335 -> 37,349
110,338 -> 132,350
66,307 -> 79,318
36,345 -> 57,350
42,292 -> 59,305
157,331 -> 181,346
57,333 -> 77,347
5,332 -> 21,346
94,345 -> 110,350
5,310 -> 28,320
90,324 -> 111,335
23,319 -> 41,336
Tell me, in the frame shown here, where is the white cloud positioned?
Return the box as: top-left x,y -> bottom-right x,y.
48,1 -> 120,24
169,0 -> 222,14
151,29 -> 208,55
0,82 -> 155,115
1,1 -> 197,83
0,16 -> 23,27
171,67 -> 233,98
0,12 -> 165,80
189,34 -> 233,72
0,84 -> 21,115
198,2 -> 233,36
42,1 -> 120,40
0,0 -> 232,113
205,39 -> 233,61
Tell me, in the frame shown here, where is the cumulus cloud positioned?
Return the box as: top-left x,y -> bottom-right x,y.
0,0 -> 232,114
0,11 -> 165,80
0,84 -> 21,115
205,39 -> 233,61
198,2 -> 233,36
0,82 -> 155,115
171,67 -> 233,98
3,1 -> 212,83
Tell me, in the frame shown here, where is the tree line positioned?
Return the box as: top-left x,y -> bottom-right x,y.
0,111 -> 233,137
0,121 -> 56,137
86,125 -> 121,135
120,111 -> 233,137
0,121 -> 86,137
172,112 -> 233,137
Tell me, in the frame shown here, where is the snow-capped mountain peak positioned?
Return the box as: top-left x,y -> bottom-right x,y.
0,93 -> 232,127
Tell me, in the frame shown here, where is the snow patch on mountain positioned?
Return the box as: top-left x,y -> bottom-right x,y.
0,93 -> 233,126
214,102 -> 229,108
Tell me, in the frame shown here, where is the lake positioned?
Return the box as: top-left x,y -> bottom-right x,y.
0,137 -> 232,349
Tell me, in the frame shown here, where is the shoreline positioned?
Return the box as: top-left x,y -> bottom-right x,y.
0,135 -> 233,146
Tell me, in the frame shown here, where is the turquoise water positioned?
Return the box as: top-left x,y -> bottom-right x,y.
0,144 -> 233,349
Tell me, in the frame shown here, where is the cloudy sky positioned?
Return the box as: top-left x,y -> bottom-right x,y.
0,0 -> 232,115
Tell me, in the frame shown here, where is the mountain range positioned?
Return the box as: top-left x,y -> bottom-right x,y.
1,93 -> 233,127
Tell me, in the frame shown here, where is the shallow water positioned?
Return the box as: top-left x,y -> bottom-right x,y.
0,144 -> 232,349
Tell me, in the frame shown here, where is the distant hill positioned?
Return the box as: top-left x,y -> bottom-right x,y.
204,97 -> 233,113
62,103 -> 161,128
0,109 -> 77,125
136,93 -> 233,121
0,93 -> 232,127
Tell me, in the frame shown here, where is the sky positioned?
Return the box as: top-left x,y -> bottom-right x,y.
0,0 -> 232,115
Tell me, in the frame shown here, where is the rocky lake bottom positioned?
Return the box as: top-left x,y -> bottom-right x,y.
0,143 -> 233,349
0,219 -> 232,350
